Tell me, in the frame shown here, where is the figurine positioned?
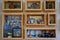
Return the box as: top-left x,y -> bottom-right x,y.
28,18 -> 35,24
37,18 -> 42,24
27,3 -> 32,9
9,2 -> 14,9
50,16 -> 55,24
4,23 -> 12,37
37,16 -> 44,24
37,30 -> 42,37
31,30 -> 36,37
27,2 -> 40,9
27,30 -> 31,37
31,2 -> 40,9
41,30 -> 46,37
50,31 -> 55,37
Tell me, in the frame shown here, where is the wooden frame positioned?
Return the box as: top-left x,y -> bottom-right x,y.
48,13 -> 56,26
3,0 -> 22,12
2,13 -> 23,40
25,28 -> 56,40
44,0 -> 56,11
25,13 -> 46,26
25,0 -> 42,12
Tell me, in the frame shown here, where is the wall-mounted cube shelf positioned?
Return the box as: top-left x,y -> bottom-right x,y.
25,0 -> 42,12
25,28 -> 56,40
2,0 -> 56,40
25,13 -> 46,26
48,13 -> 56,26
3,0 -> 22,12
44,0 -> 55,11
2,13 -> 23,40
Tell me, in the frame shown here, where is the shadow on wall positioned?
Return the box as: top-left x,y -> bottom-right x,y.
0,3 -> 2,15
0,3 -> 2,40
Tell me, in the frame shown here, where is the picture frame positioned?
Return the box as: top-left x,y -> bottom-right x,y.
12,26 -> 22,37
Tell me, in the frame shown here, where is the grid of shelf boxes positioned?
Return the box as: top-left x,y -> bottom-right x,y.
25,0 -> 56,40
2,0 -> 56,40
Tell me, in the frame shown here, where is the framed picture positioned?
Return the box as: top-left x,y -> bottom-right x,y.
12,26 -> 22,37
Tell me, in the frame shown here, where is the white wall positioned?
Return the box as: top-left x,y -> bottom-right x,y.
56,0 -> 60,40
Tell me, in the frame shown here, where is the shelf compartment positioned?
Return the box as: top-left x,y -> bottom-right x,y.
44,0 -> 55,11
25,0 -> 42,12
3,0 -> 22,12
48,13 -> 56,26
2,13 -> 23,39
25,28 -> 56,39
25,13 -> 46,26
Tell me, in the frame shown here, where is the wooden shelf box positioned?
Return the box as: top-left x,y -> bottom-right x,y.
25,0 -> 42,12
25,13 -> 46,26
48,13 -> 56,25
44,0 -> 56,11
3,0 -> 22,12
25,28 -> 56,40
2,13 -> 23,40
